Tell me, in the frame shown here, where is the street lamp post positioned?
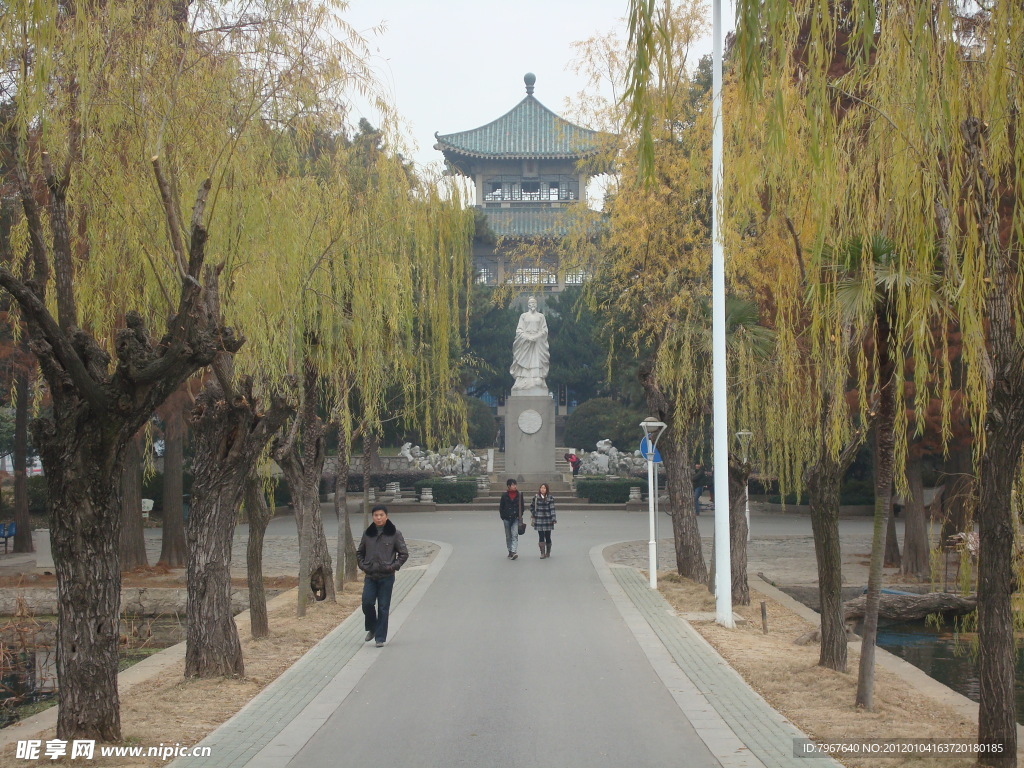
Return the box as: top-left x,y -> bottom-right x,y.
736,430 -> 753,542
640,417 -> 667,590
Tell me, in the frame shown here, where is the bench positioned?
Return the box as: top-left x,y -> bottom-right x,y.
0,521 -> 15,553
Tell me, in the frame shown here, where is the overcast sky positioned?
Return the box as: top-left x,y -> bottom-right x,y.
341,1 -> 728,175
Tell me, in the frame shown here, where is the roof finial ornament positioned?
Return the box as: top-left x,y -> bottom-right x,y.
524,72 -> 536,96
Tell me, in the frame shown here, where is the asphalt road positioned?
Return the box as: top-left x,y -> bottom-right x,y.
287,509 -> 721,768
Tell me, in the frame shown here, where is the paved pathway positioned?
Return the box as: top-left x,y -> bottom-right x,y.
171,509 -> 840,768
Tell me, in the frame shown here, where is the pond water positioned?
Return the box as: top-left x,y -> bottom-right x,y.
873,620 -> 1024,724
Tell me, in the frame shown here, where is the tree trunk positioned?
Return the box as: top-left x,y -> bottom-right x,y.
333,436 -> 358,588
40,426 -> 124,742
884,492 -> 902,568
119,430 -> 148,571
278,360 -> 335,617
939,446 -> 974,542
806,451 -> 847,672
158,403 -> 187,567
728,455 -> 750,605
1,162 -> 240,740
365,431 -> 382,472
844,592 -> 976,621
186,379 -> 293,677
12,368 -> 33,553
362,436 -> 373,530
856,313 -> 898,711
961,115 -> 1021,767
638,360 -> 707,584
977,422 -> 1023,766
901,453 -> 931,580
243,475 -> 272,639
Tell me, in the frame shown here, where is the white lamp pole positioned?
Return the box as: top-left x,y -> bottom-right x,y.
641,418 -> 667,590
711,0 -> 734,628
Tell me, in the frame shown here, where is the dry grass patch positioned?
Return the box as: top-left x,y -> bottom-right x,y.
0,578 -> 364,768
657,572 -> 1018,768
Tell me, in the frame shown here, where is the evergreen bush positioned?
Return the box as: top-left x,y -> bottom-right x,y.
346,471 -> 433,493
463,395 -> 498,448
564,398 -> 646,452
27,476 -> 48,515
413,478 -> 477,503
575,478 -> 640,504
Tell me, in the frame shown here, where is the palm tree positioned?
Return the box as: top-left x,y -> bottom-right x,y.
828,234 -> 940,709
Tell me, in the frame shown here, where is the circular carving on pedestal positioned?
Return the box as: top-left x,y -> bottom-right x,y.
518,409 -> 543,435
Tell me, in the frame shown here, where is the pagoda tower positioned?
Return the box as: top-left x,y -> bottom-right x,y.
434,73 -> 608,292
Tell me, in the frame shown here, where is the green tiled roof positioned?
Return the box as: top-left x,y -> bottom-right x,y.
479,206 -> 603,239
435,95 -> 603,161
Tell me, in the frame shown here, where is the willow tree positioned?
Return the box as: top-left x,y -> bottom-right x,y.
730,0 -> 1024,758
583,6 -> 711,583
624,0 -> 877,676
598,0 -> 788,587
250,134 -> 472,620
0,0 -> 262,738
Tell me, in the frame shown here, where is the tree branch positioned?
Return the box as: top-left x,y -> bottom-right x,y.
152,156 -> 189,277
0,267 -> 109,412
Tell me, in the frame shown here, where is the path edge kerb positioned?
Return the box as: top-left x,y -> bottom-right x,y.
590,541 -> 770,768
184,539 -> 452,768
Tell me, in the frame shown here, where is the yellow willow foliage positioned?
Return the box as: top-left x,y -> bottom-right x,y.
563,8 -> 797,479
733,0 -> 1024,461
1,0 -> 379,353
2,0 -> 471,437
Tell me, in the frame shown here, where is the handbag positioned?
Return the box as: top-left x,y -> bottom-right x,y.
517,519 -> 527,535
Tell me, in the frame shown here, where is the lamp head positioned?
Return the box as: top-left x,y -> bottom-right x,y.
640,417 -> 668,440
735,430 -> 753,462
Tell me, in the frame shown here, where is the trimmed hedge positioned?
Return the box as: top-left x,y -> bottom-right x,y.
575,478 -> 643,504
767,478 -> 875,506
413,478 -> 477,504
345,471 -> 433,494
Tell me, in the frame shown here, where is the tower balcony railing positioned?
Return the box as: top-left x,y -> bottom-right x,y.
483,188 -> 578,203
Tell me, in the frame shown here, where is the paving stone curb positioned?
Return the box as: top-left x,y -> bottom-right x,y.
595,547 -> 842,768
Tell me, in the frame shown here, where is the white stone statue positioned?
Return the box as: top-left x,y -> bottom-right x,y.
510,297 -> 549,392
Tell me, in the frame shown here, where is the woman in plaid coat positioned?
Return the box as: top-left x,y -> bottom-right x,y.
530,483 -> 557,559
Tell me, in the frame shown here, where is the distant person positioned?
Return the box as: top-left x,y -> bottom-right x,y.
357,504 -> 409,647
692,463 -> 708,516
499,479 -> 524,560
530,483 -> 557,558
564,452 -> 581,477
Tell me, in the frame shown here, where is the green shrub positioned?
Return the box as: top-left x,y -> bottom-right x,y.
27,476 -> 48,515
273,481 -> 292,507
346,471 -> 433,493
413,478 -> 477,504
564,398 -> 646,453
767,477 -> 876,506
575,478 -> 642,504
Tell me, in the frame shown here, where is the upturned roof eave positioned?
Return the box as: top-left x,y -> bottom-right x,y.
436,142 -> 601,162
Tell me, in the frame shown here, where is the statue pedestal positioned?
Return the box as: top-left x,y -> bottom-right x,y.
504,394 -> 555,486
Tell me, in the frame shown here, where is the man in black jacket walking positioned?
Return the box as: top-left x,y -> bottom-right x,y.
498,478 -> 524,560
357,504 -> 409,647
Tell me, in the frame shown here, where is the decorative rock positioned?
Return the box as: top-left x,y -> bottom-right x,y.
628,487 -> 643,501
406,444 -> 483,477
420,487 -> 434,503
576,440 -> 649,477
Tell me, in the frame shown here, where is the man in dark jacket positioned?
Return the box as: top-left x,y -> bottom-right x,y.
357,504 -> 409,647
498,478 -> 524,560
